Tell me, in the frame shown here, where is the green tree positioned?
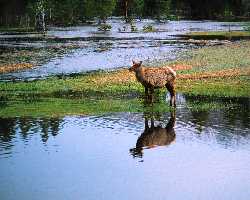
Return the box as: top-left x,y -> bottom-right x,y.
91,0 -> 116,23
131,0 -> 144,18
49,0 -> 82,25
144,0 -> 171,20
26,0 -> 48,31
242,0 -> 250,16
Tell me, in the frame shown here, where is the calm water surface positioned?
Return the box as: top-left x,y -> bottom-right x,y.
0,100 -> 250,200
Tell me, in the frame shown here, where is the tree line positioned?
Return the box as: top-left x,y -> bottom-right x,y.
0,0 -> 250,27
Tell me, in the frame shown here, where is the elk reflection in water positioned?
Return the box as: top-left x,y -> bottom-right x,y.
130,111 -> 176,158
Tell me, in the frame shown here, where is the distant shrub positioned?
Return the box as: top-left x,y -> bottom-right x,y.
130,23 -> 138,32
143,24 -> 156,32
168,15 -> 180,20
98,23 -> 112,31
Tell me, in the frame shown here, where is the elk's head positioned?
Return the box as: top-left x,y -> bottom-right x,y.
129,60 -> 142,72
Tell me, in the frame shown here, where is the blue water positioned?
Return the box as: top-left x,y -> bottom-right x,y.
0,103 -> 250,200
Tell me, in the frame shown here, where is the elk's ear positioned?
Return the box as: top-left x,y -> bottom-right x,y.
139,61 -> 142,65
132,60 -> 135,64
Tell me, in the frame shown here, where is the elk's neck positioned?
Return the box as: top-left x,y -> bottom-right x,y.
135,66 -> 144,81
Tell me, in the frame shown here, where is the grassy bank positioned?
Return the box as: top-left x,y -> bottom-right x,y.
0,40 -> 249,117
173,40 -> 250,97
183,31 -> 250,40
0,68 -> 249,99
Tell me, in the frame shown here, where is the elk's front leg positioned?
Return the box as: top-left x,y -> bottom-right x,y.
145,87 -> 149,96
166,83 -> 176,107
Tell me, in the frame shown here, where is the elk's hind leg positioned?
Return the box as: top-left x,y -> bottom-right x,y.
144,87 -> 151,103
166,83 -> 176,107
149,87 -> 154,102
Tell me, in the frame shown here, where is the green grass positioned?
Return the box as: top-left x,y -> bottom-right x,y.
185,31 -> 250,40
0,72 -> 249,101
176,77 -> 250,98
0,74 -> 141,99
173,41 -> 250,73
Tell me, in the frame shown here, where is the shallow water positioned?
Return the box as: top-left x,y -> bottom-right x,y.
0,19 -> 245,80
0,96 -> 250,200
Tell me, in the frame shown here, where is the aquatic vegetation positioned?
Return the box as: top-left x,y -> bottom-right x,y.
0,63 -> 33,74
98,23 -> 112,31
130,22 -> 138,32
185,97 -> 240,112
143,24 -> 156,32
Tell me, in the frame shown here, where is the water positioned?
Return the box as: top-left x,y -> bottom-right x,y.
0,19 -> 245,80
0,98 -> 250,200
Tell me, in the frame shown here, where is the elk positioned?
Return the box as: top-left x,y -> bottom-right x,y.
129,60 -> 176,107
130,111 -> 176,158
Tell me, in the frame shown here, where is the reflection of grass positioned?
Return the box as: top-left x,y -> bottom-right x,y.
0,97 -> 172,117
0,95 -> 241,117
0,94 -> 244,117
186,99 -> 238,112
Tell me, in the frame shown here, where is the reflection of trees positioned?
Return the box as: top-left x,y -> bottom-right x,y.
0,118 -> 18,154
0,117 -> 62,149
184,95 -> 250,133
39,118 -> 61,143
0,118 -> 17,142
223,98 -> 250,131
130,108 -> 176,158
189,110 -> 209,133
19,118 -> 33,140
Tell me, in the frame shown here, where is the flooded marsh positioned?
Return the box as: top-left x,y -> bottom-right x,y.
0,19 -> 245,80
0,19 -> 250,200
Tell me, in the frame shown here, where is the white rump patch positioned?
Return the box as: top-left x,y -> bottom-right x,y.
167,67 -> 177,77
